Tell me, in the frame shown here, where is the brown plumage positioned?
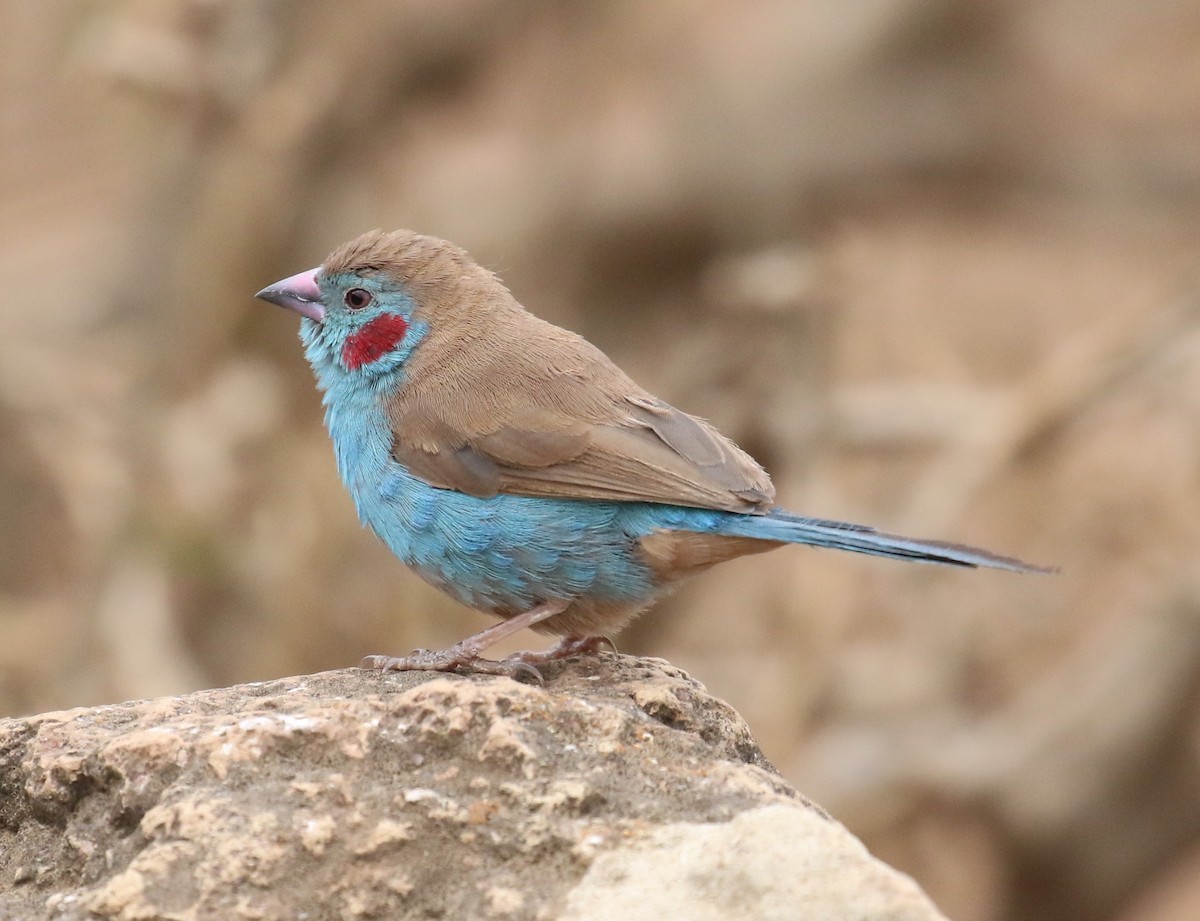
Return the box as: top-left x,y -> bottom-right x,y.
258,228 -> 1046,680
327,230 -> 775,513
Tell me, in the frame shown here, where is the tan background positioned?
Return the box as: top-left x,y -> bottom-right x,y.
3,2 -> 1200,920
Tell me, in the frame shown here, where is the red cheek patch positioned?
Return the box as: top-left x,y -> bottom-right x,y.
342,315 -> 410,370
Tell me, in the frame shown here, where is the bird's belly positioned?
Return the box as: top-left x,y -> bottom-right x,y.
361,466 -> 665,619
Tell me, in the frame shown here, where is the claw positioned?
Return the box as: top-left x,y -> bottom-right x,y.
513,662 -> 545,685
356,600 -> 570,683
361,650 -> 434,670
360,654 -> 387,670
358,649 -> 544,684
503,635 -> 616,670
470,657 -> 545,686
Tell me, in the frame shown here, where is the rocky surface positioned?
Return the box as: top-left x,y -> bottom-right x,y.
0,655 -> 948,921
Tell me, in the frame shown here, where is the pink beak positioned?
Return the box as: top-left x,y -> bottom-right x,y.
255,268 -> 326,322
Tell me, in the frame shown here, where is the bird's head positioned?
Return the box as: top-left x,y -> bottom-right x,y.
256,229 -> 481,380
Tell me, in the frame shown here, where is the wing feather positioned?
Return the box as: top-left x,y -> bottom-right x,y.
386,309 -> 773,513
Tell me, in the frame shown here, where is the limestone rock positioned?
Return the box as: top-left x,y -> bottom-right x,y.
0,655 -> 948,920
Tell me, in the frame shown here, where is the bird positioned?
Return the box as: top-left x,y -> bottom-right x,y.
256,229 -> 1045,681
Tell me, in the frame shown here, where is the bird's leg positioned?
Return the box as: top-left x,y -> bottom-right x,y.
360,599 -> 570,683
505,635 -> 617,667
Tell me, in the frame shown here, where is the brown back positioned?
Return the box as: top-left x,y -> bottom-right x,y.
326,230 -> 775,513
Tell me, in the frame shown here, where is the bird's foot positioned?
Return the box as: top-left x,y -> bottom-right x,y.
504,634 -> 616,668
358,599 -> 572,686
360,648 -> 544,684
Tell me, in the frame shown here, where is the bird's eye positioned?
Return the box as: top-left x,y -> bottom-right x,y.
344,288 -> 372,310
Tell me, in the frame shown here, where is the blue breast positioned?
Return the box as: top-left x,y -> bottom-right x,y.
305,333 -> 723,614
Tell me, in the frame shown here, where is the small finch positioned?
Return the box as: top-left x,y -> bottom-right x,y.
257,230 -> 1043,681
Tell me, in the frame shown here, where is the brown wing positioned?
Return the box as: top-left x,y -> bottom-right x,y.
385,309 -> 774,513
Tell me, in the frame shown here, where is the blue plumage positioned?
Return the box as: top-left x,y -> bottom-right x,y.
258,229 -> 1042,678
306,310 -> 663,616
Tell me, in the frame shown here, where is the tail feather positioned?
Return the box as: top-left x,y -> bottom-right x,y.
718,511 -> 1050,574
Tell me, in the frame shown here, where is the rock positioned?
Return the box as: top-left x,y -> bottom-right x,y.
0,655 -> 948,921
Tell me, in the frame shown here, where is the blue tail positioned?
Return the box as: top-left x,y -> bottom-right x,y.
714,509 -> 1047,573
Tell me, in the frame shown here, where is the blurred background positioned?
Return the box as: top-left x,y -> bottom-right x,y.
3,1 -> 1200,919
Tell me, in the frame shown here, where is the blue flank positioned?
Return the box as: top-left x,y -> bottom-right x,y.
303,313 -> 688,613
300,303 -> 1026,618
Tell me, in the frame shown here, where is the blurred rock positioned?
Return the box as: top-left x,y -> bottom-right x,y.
0,656 -> 948,921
